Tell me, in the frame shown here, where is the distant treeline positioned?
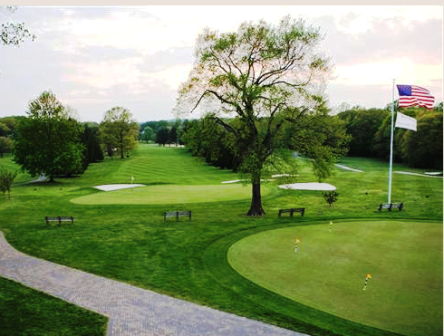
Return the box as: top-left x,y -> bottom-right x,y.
154,102 -> 443,171
139,119 -> 188,146
337,102 -> 443,169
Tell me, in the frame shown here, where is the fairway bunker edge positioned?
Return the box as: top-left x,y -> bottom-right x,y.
94,184 -> 145,191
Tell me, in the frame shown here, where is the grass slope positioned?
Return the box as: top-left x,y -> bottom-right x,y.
0,277 -> 107,336
228,221 -> 443,336
0,144 -> 442,336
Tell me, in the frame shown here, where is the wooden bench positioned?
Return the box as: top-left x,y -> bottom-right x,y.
164,211 -> 191,223
45,216 -> 75,226
278,208 -> 305,217
378,203 -> 403,212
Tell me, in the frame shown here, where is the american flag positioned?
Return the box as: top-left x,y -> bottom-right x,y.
396,85 -> 435,109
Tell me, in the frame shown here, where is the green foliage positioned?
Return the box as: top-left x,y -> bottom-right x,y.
337,107 -> 389,157
374,108 -> 443,169
12,91 -> 85,182
0,168 -> 17,199
99,107 -> 138,159
0,136 -> 12,157
398,110 -> 443,169
155,126 -> 169,146
80,124 -> 104,169
141,126 -> 155,143
322,190 -> 339,207
168,126 -> 178,144
176,16 -> 333,215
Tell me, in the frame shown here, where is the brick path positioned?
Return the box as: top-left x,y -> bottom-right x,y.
0,232 -> 307,336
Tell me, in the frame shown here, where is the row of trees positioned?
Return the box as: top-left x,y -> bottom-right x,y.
2,91 -> 138,182
337,103 -> 443,169
140,119 -> 188,146
181,107 -> 350,175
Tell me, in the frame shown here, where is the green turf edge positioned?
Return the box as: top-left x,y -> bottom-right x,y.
0,276 -> 108,336
203,219 -> 437,336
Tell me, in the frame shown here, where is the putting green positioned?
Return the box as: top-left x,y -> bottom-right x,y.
71,184 -> 270,205
228,221 -> 443,336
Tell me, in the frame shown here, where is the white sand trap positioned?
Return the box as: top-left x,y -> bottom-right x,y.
424,172 -> 443,176
271,174 -> 299,178
30,174 -> 47,183
335,164 -> 363,172
279,182 -> 336,191
395,172 -> 443,178
221,179 -> 275,184
94,184 -> 145,191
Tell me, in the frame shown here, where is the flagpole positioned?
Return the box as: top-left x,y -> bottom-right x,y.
388,79 -> 395,204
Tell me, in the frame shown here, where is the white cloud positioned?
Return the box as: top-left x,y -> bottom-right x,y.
333,60 -> 442,87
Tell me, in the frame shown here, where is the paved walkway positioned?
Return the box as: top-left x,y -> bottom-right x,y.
0,232 -> 306,336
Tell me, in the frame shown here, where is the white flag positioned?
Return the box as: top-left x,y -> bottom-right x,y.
395,112 -> 417,131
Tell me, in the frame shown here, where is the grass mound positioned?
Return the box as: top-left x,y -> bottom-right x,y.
71,184 -> 270,205
228,220 -> 443,336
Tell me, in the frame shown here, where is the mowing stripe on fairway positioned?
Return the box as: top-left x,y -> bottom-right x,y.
228,220 -> 443,336
70,184 -> 271,205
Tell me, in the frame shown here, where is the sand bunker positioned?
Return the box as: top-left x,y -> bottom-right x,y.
335,164 -> 363,172
279,182 -> 336,191
221,179 -> 275,184
94,184 -> 145,191
395,172 -> 443,178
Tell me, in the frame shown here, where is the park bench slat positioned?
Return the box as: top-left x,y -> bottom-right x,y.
278,208 -> 305,217
164,211 -> 191,222
45,216 -> 75,226
378,203 -> 403,212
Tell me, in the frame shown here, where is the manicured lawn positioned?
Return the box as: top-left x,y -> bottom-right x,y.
0,277 -> 107,336
71,184 -> 272,205
228,221 -> 443,336
0,144 -> 442,336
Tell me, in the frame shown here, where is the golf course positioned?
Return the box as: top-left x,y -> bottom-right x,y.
0,144 -> 442,336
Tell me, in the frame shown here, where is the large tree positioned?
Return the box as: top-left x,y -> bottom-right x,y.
99,107 -> 138,159
12,91 -> 85,182
175,16 -> 331,215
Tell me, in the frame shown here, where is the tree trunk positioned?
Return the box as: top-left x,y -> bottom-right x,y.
247,174 -> 265,216
49,176 -> 55,183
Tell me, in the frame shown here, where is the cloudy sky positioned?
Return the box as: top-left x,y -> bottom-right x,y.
0,6 -> 442,123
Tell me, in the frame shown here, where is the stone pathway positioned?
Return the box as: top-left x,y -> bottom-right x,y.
0,232 -> 306,336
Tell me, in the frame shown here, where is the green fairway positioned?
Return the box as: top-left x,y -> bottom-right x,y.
71,184 -> 270,205
228,221 -> 443,336
1,144 -> 442,336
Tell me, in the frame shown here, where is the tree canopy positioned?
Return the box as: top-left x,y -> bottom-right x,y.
12,91 -> 84,182
175,16 -> 332,216
99,107 -> 138,159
